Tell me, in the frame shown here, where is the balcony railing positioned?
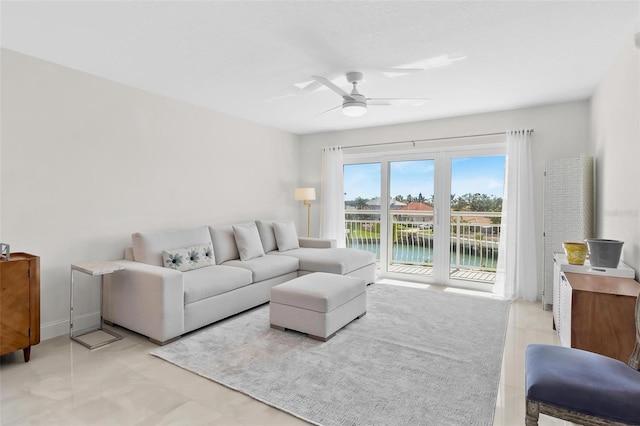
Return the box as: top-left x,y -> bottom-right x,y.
345,209 -> 501,282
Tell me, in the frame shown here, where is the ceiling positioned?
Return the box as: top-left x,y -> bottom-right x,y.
2,1 -> 639,135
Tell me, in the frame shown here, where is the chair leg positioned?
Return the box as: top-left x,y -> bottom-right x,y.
525,399 -> 540,426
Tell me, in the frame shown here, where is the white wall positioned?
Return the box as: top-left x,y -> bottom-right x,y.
299,101 -> 592,300
1,49 -> 300,340
5,26 -> 635,339
590,25 -> 640,276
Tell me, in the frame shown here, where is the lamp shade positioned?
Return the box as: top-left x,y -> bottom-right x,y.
294,187 -> 316,201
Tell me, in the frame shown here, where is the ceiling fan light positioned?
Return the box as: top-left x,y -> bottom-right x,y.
342,102 -> 367,117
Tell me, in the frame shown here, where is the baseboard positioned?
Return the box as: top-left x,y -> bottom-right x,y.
40,311 -> 101,341
40,318 -> 69,341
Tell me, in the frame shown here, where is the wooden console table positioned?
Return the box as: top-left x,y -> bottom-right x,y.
558,272 -> 640,362
0,252 -> 40,362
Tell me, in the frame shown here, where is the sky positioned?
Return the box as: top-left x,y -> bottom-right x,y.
344,156 -> 505,201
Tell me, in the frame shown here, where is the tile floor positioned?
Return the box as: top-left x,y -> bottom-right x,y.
1,282 -> 570,426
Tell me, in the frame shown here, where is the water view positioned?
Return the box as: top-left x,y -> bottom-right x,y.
348,241 -> 499,269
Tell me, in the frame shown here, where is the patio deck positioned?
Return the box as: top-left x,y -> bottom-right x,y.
387,264 -> 496,284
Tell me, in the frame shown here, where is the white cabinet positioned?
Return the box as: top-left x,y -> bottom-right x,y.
557,273 -> 572,347
552,255 -> 561,328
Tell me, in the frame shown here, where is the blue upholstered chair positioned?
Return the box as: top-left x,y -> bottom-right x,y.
525,296 -> 640,426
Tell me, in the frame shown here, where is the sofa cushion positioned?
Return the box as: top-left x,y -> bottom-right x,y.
183,265 -> 253,305
256,220 -> 278,253
269,248 -> 376,275
163,243 -> 215,272
233,223 -> 266,261
224,255 -> 299,282
209,225 -> 240,264
273,221 -> 300,252
132,226 -> 212,267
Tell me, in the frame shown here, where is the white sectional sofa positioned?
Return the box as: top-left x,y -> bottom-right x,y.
103,220 -> 376,344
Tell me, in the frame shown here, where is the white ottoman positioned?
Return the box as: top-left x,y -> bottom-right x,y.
270,272 -> 367,341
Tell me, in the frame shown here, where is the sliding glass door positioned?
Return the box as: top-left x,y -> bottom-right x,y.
344,147 -> 504,290
448,155 -> 505,288
388,159 -> 438,279
344,163 -> 382,262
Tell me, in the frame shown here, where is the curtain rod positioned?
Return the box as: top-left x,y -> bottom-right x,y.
341,129 -> 533,150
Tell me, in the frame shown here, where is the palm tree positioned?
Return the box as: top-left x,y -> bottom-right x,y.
354,197 -> 369,210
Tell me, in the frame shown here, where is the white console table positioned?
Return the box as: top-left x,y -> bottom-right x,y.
70,261 -> 124,349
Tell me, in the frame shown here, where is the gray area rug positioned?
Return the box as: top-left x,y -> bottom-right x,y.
152,283 -> 510,426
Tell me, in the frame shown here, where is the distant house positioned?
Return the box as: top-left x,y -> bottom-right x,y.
397,202 -> 434,227
458,215 -> 497,236
461,216 -> 492,225
366,197 -> 407,210
398,202 -> 434,212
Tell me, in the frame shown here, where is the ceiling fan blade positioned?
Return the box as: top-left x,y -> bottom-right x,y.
312,75 -> 353,99
380,68 -> 424,78
294,79 -> 322,92
368,97 -> 430,101
302,80 -> 323,92
368,97 -> 430,106
380,67 -> 424,73
315,103 -> 343,117
384,54 -> 468,77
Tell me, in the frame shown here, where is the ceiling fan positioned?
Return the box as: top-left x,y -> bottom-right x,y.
312,72 -> 429,117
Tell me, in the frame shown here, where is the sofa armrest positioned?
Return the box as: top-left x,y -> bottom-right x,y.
103,260 -> 185,344
298,237 -> 336,249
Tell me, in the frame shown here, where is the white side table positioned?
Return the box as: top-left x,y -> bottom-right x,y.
70,261 -> 124,349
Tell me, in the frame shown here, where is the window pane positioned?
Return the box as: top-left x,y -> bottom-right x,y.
449,155 -> 505,283
344,163 -> 381,260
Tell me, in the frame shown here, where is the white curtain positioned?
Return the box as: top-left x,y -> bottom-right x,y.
319,146 -> 346,247
493,129 -> 538,301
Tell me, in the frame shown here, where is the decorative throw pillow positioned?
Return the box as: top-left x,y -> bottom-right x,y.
232,223 -> 265,261
273,221 -> 300,252
163,242 -> 215,272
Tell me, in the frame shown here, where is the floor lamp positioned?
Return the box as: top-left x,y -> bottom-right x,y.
295,187 -> 316,237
